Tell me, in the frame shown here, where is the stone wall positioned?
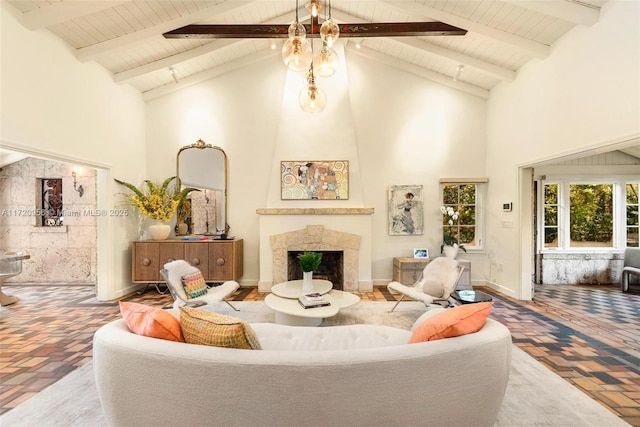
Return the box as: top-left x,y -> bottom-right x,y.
540,252 -> 625,285
270,225 -> 361,292
0,158 -> 97,283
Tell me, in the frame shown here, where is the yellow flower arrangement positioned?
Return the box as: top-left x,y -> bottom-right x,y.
115,176 -> 197,222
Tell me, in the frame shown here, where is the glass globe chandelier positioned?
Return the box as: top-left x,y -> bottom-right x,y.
320,0 -> 339,47
283,0 -> 339,112
299,12 -> 326,113
282,0 -> 312,72
315,0 -> 339,77
299,67 -> 327,113
282,38 -> 312,72
314,43 -> 338,77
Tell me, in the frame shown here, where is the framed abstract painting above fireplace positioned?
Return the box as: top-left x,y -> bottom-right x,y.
281,160 -> 349,200
389,185 -> 424,235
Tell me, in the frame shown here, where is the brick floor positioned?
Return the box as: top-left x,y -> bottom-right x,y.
0,283 -> 638,425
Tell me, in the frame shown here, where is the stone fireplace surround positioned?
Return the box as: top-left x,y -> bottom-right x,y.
272,225 -> 358,291
257,208 -> 374,292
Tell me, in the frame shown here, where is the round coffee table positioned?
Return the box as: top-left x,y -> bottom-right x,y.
271,279 -> 333,299
265,280 -> 360,326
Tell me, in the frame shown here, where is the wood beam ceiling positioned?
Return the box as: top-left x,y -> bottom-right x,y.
162,21 -> 467,39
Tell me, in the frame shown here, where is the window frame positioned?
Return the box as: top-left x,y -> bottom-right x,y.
537,176 -> 639,252
440,182 -> 485,252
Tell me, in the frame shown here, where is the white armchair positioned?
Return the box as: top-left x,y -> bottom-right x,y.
387,257 -> 464,312
161,259 -> 240,310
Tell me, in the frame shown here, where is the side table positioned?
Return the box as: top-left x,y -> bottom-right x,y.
451,290 -> 493,305
392,257 -> 472,290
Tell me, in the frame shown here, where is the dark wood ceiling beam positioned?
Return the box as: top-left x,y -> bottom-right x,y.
163,22 -> 466,39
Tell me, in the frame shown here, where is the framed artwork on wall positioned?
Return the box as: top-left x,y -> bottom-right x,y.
281,160 -> 349,200
388,185 -> 424,235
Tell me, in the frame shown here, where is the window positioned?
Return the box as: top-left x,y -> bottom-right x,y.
628,183 -> 639,247
543,184 -> 558,248
540,179 -> 638,250
40,178 -> 63,226
442,184 -> 479,249
569,184 -> 613,248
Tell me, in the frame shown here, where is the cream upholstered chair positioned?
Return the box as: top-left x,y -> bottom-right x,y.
621,247 -> 640,292
161,259 -> 239,310
387,257 -> 464,312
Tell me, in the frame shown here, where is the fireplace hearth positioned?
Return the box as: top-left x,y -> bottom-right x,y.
287,250 -> 344,290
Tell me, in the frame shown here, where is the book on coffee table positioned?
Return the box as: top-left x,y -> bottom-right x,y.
298,296 -> 331,309
302,292 -> 323,301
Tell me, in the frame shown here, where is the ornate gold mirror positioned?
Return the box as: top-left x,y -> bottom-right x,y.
176,139 -> 228,236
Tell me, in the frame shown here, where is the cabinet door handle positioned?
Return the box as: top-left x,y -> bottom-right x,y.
216,258 -> 225,266
142,258 -> 151,266
192,258 -> 200,266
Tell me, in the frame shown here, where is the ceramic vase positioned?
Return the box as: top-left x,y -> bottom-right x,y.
302,271 -> 314,293
443,245 -> 459,259
148,221 -> 171,241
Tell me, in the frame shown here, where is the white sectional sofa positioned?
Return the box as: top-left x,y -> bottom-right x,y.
93,308 -> 512,427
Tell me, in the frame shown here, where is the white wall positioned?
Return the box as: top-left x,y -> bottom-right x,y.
347,50 -> 487,282
486,0 -> 640,297
146,44 -> 487,286
0,6 -> 146,299
146,53 -> 286,286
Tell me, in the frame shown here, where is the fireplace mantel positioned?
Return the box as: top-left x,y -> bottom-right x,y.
256,208 -> 374,215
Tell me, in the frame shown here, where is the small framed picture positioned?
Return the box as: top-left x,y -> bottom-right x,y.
413,248 -> 429,259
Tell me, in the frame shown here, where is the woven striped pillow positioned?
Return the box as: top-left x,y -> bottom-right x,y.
181,271 -> 208,299
180,307 -> 262,350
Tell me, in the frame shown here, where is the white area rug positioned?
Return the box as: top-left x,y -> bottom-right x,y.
0,301 -> 630,427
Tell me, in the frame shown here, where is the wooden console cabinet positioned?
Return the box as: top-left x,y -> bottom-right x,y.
132,239 -> 243,283
393,257 -> 471,290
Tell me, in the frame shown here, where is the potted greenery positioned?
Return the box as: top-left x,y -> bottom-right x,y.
440,205 -> 467,258
297,251 -> 323,292
115,176 -> 198,240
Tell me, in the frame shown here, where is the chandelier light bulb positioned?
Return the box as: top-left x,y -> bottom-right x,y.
282,38 -> 312,71
320,18 -> 340,47
306,0 -> 322,17
299,82 -> 327,113
314,44 -> 338,77
288,20 -> 306,40
299,66 -> 326,113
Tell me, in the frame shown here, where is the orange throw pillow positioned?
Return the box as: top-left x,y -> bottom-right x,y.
409,302 -> 493,343
119,301 -> 184,342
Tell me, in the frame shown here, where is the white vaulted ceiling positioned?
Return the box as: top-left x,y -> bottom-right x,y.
4,0 -> 608,100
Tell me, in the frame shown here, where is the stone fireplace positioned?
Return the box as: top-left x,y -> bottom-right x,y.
257,208 -> 374,292
271,225 -> 359,291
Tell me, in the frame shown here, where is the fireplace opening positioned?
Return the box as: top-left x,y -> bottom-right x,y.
287,251 -> 344,290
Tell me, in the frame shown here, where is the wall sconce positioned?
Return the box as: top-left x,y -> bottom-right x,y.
72,171 -> 84,197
